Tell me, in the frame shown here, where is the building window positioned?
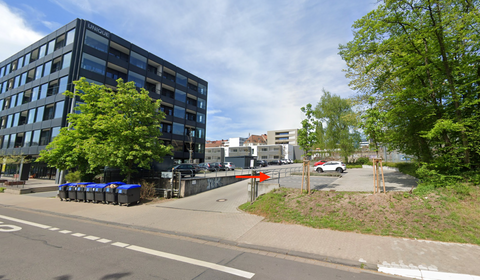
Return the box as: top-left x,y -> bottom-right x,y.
39,83 -> 48,99
173,106 -> 185,119
35,65 -> 43,80
13,113 -> 20,127
176,73 -> 187,87
54,101 -> 64,119
262,156 -> 267,159
31,130 -> 41,146
163,71 -> 175,82
7,134 -> 16,149
195,143 -> 205,153
106,68 -> 127,80
39,44 -> 47,59
198,84 -> 207,95
81,53 -> 106,75
172,122 -> 184,135
196,127 -> 205,139
39,129 -> 51,146
47,80 -> 59,97
84,30 -> 108,53
27,108 -> 36,124
160,105 -> 173,116
24,53 -> 31,66
161,87 -> 174,99
18,56 -> 24,68
197,98 -> 206,109
197,113 -> 205,124
128,71 -> 145,88
47,39 -> 55,55
161,123 -> 172,133
23,131 -> 32,147
20,72 -> 27,86
26,69 -> 35,83
32,86 -> 39,101
186,112 -> 196,121
66,28 -> 75,46
16,92 -> 23,107
51,127 -> 60,140
10,95 -> 16,109
186,97 -> 197,106
59,76 -> 68,94
55,34 -> 66,51
175,89 -> 186,103
19,110 -> 28,126
62,52 -> 72,69
36,106 -> 44,122
44,61 -> 52,76
44,104 -> 55,120
130,51 -> 147,69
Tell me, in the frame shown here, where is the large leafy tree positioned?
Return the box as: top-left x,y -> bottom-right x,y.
39,78 -> 172,182
339,0 -> 480,173
314,90 -> 360,162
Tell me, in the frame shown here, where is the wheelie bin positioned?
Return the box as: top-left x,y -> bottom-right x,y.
104,182 -> 126,205
85,184 -> 96,202
117,184 -> 141,206
93,183 -> 108,203
76,182 -> 94,202
67,183 -> 78,201
58,183 -> 71,201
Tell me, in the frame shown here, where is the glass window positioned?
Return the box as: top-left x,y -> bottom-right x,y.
198,84 -> 207,95
23,90 -> 32,104
39,129 -> 51,146
54,101 -> 64,119
10,95 -> 16,109
32,86 -> 39,101
19,110 -> 28,125
0,99 -> 3,112
66,28 -> 75,45
197,112 -> 205,124
55,34 -> 65,50
130,51 -> 147,69
5,63 -> 11,74
84,30 -> 108,52
24,53 -> 31,66
35,65 -> 43,80
172,122 -> 184,135
198,98 -> 206,109
8,134 -> 16,148
20,72 -> 27,86
36,106 -> 44,122
58,76 -> 69,93
47,40 -> 55,55
1,135 -> 9,149
39,44 -> 47,59
1,81 -> 6,93
6,115 -> 13,128
51,127 -> 60,140
44,105 -> 55,120
18,57 -> 24,68
176,73 -> 187,87
39,83 -> 48,99
43,61 -> 52,76
23,131 -> 32,147
81,53 -> 106,75
14,75 -> 20,88
47,80 -> 59,97
0,66 -> 4,78
128,71 -> 145,88
62,52 -> 72,69
195,143 -> 205,153
175,89 -> 186,103
31,130 -> 41,146
16,92 -> 23,106
27,108 -> 36,124
173,106 -> 185,119
13,113 -> 20,127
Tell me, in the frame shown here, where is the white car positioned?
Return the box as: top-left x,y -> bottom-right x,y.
223,162 -> 236,170
315,161 -> 346,173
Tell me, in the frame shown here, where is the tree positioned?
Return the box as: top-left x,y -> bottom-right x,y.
298,104 -> 322,159
314,90 -> 360,162
339,0 -> 480,174
38,78 -> 173,183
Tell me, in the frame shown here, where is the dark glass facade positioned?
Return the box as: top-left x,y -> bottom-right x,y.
0,19 -> 207,176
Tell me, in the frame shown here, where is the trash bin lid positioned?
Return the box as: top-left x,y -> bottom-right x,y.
90,183 -> 108,188
78,182 -> 94,185
117,184 -> 141,190
107,181 -> 126,185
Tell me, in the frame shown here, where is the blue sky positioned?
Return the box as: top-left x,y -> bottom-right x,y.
0,0 -> 377,141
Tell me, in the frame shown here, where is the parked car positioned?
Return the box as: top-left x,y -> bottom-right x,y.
198,162 -> 216,172
314,160 -> 327,166
212,162 -> 226,171
268,159 -> 283,165
256,160 -> 268,167
280,159 -> 288,164
315,161 -> 346,173
287,159 -> 293,164
172,163 -> 196,177
223,162 -> 236,170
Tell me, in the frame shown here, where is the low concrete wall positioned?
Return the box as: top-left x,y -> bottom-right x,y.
4,186 -> 58,195
179,176 -> 247,197
247,182 -> 280,202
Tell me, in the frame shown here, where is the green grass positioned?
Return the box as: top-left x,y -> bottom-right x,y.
240,185 -> 480,245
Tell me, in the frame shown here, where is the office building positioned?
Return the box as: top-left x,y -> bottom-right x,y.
267,129 -> 299,145
0,19 -> 207,179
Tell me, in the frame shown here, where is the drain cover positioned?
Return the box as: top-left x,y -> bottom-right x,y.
216,199 -> 227,202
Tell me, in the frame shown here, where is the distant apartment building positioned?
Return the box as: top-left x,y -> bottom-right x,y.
225,137 -> 247,147
205,147 -> 224,163
267,129 -> 299,145
226,146 -> 251,157
243,134 -> 267,146
205,139 -> 227,148
251,145 -> 283,161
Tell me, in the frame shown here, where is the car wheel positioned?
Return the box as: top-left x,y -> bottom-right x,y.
316,168 -> 323,173
336,168 -> 343,173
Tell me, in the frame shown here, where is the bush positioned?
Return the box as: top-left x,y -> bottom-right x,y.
0,187 -> 5,193
140,180 -> 156,200
416,163 -> 463,188
355,157 -> 370,165
65,171 -> 82,183
294,159 -> 303,163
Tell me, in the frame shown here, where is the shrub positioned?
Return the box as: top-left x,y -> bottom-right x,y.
65,171 -> 82,183
140,180 -> 156,200
356,157 -> 370,165
0,187 -> 5,193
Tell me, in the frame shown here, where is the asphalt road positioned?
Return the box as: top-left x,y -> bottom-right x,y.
0,207 -> 402,280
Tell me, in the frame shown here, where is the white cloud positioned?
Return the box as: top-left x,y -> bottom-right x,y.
0,2 -> 43,61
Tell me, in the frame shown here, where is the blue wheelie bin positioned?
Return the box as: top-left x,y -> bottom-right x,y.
76,182 -> 94,202
105,182 -> 126,205
67,183 -> 78,201
85,184 -> 97,203
58,183 -> 72,201
93,183 -> 108,203
117,184 -> 141,206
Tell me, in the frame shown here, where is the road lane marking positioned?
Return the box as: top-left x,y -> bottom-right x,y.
0,214 -> 255,279
111,242 -> 129,248
97,238 -> 111,243
0,215 -> 51,229
0,224 -> 22,232
127,245 -> 255,279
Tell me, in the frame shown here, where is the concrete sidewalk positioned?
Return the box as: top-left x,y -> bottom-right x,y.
0,178 -> 479,280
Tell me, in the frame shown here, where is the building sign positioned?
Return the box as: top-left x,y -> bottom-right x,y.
86,22 -> 110,38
